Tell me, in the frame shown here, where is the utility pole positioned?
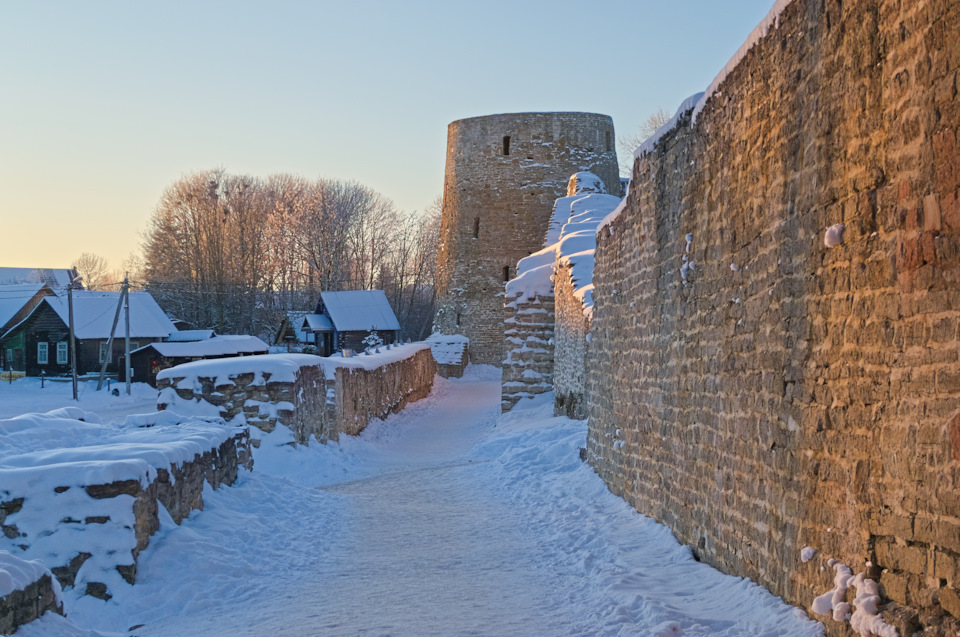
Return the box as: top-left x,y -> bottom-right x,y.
96,280 -> 128,391
124,273 -> 131,395
68,280 -> 79,400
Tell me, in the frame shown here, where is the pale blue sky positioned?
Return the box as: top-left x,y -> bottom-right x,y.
1,0 -> 775,271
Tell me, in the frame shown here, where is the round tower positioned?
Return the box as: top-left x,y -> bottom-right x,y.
434,112 -> 620,366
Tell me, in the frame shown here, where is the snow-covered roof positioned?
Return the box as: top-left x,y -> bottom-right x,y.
304,314 -> 334,332
319,290 -> 401,332
165,330 -> 216,342
0,284 -> 51,332
37,291 -> 175,340
134,335 -> 268,358
0,267 -> 79,291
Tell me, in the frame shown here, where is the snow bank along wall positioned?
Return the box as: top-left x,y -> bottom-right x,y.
1,420 -> 251,606
158,345 -> 437,442
587,0 -> 960,632
434,112 -> 620,366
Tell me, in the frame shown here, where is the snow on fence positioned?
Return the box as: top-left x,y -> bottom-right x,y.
156,343 -> 437,443
0,408 -> 252,606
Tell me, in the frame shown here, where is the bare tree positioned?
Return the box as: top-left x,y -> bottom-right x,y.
617,107 -> 672,176
72,253 -> 111,290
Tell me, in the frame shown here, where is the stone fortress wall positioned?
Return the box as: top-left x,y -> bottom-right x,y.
586,0 -> 960,633
434,112 -> 620,366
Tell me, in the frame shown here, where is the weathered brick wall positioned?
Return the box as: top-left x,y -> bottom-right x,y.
501,293 -> 554,412
587,0 -> 960,633
434,112 -> 620,366
553,263 -> 590,419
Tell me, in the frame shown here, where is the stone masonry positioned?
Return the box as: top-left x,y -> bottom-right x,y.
159,346 -> 437,442
0,571 -> 61,635
552,262 -> 591,420
434,112 -> 620,366
501,294 -> 555,412
587,0 -> 960,633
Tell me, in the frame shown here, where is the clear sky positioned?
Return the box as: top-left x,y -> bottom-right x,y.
1,0 -> 776,272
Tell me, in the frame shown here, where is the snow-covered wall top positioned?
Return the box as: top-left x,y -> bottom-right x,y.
507,178 -> 621,314
0,408 -> 240,493
156,344 -> 431,388
139,335 -> 269,358
631,0 -> 795,159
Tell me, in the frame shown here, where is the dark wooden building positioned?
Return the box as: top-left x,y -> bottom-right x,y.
302,290 -> 401,356
0,291 -> 175,377
127,335 -> 268,387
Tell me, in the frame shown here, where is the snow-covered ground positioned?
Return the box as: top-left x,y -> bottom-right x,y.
5,370 -> 823,636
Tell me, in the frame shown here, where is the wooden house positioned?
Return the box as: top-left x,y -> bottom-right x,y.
127,334 -> 268,387
301,290 -> 401,356
0,291 -> 175,377
0,284 -> 56,370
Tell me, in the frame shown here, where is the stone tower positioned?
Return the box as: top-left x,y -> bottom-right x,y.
434,112 -> 619,366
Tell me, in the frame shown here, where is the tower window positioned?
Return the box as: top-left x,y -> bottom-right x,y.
502,136 -> 510,156
503,266 -> 510,282
456,313 -> 461,327
605,130 -> 612,152
473,217 -> 480,239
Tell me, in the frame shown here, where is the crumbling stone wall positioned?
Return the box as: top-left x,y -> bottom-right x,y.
0,572 -> 61,635
160,347 -> 437,442
587,0 -> 960,633
434,112 -> 620,366
501,294 -> 554,412
552,263 -> 590,419
0,431 -> 251,601
335,347 -> 437,436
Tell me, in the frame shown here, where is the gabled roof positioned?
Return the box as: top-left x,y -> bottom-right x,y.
0,267 -> 80,291
318,290 -> 400,332
303,314 -> 333,332
38,291 -> 175,340
0,284 -> 53,334
165,330 -> 217,342
133,335 -> 268,358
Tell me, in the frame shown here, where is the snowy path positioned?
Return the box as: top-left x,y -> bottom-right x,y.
18,370 -> 823,636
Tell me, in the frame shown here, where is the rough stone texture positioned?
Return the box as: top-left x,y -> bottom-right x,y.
553,263 -> 591,420
159,364 -> 336,444
434,112 -> 620,366
1,431 -> 251,600
0,574 -> 62,635
161,347 -> 437,442
335,347 -> 437,436
501,294 -> 554,412
586,0 -> 960,633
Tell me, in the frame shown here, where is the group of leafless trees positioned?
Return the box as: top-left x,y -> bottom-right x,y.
139,168 -> 440,341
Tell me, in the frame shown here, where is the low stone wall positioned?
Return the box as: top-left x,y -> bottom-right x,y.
159,345 -> 437,442
552,263 -> 590,419
501,293 -> 554,412
335,346 -> 437,436
427,335 -> 469,379
1,430 -> 251,600
0,556 -> 62,635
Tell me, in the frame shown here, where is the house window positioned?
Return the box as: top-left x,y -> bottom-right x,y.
99,342 -> 108,363
37,342 -> 48,365
130,341 -> 139,351
503,265 -> 510,282
473,217 -> 480,239
502,136 -> 510,156
57,342 -> 68,364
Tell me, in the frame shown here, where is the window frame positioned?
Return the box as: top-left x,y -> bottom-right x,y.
56,341 -> 68,365
37,342 -> 48,365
